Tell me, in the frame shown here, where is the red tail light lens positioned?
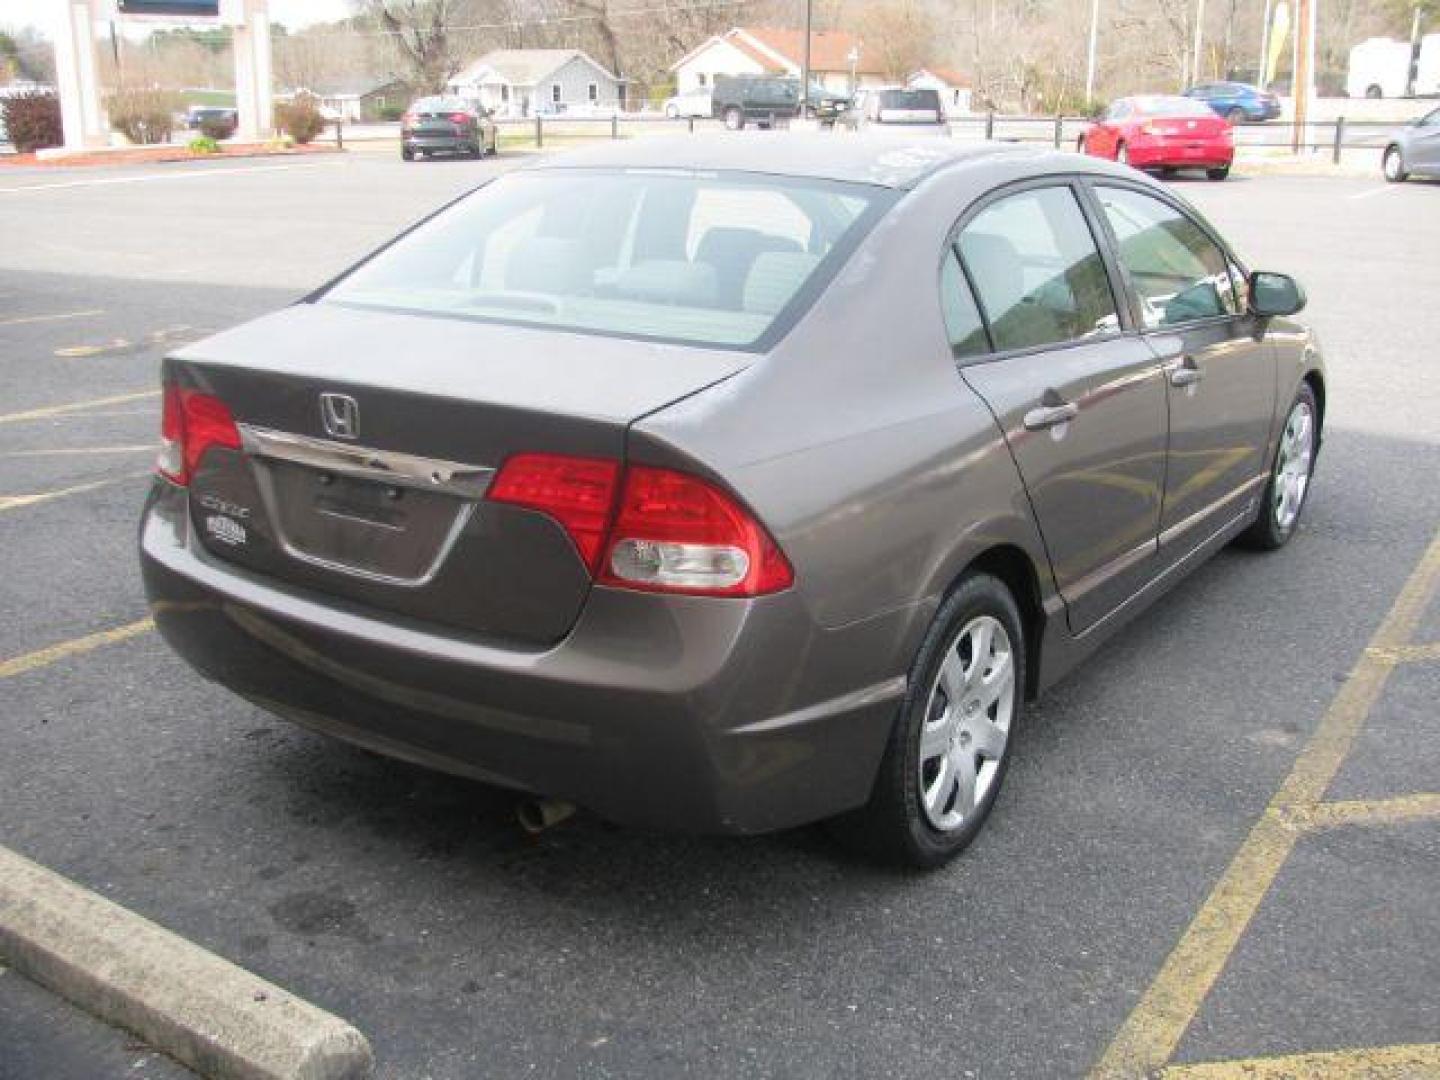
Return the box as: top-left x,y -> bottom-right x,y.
487,453 -> 620,572
449,112 -> 470,124
599,465 -> 793,597
157,385 -> 242,486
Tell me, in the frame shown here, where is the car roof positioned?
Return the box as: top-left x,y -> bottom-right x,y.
524,134 -> 1033,189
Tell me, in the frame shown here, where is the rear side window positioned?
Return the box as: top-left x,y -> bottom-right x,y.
1095,186 -> 1237,327
957,186 -> 1120,353
940,249 -> 988,358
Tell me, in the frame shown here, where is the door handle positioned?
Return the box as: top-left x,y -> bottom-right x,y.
1023,400 -> 1079,431
1169,356 -> 1205,387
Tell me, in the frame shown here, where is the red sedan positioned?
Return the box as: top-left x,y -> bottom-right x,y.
1079,95 -> 1234,180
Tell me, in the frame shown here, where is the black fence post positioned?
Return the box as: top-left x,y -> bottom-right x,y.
1053,114 -> 1062,148
335,119 -> 343,150
611,113 -> 619,140
985,110 -> 995,141
688,115 -> 695,134
1333,116 -> 1345,164
535,115 -> 542,148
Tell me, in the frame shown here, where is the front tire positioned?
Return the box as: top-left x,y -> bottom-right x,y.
837,573 -> 1025,869
1383,145 -> 1409,183
401,146 -> 414,161
1076,135 -> 1087,154
1240,383 -> 1319,550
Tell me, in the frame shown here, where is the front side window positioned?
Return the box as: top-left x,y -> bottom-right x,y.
322,170 -> 889,350
957,186 -> 1120,353
1095,186 -> 1237,327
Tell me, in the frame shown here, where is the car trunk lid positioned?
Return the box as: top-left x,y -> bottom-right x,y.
168,302 -> 749,645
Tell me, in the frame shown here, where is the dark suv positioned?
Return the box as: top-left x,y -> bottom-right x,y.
712,75 -> 800,130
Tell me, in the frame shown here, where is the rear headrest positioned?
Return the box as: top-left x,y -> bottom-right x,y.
742,252 -> 822,316
505,237 -> 588,295
611,260 -> 719,307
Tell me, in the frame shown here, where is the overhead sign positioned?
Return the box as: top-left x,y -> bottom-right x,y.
117,1 -> 222,16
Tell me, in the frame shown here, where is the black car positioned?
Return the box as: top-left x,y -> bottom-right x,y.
401,96 -> 498,161
712,75 -> 801,130
185,106 -> 238,138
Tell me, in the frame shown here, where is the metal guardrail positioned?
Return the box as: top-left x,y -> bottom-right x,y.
332,111 -> 1407,166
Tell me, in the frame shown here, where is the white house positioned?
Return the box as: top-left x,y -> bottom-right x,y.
670,27 -> 887,97
907,69 -> 974,116
447,49 -> 623,117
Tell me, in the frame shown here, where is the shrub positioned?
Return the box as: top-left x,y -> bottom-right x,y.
199,113 -> 235,139
275,94 -> 327,145
187,135 -> 220,154
108,88 -> 180,144
2,91 -> 63,153
377,103 -> 405,122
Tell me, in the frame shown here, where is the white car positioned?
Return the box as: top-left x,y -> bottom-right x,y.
663,90 -> 713,119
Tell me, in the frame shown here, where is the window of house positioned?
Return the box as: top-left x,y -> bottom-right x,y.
501,85 -> 510,102
588,83 -> 598,102
551,84 -> 561,103
697,73 -> 707,87
957,186 -> 1120,352
1095,186 -> 1239,327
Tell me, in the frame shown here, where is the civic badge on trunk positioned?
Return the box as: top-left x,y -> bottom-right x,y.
319,393 -> 360,440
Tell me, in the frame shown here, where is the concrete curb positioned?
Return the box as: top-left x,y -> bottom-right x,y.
0,845 -> 372,1079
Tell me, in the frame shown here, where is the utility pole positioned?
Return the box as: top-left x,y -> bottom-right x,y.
801,0 -> 813,112
1085,0 -> 1101,103
1257,0 -> 1274,86
1291,0 -> 1314,152
1191,0 -> 1207,86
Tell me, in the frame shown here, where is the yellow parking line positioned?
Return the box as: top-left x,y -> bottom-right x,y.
1366,641 -> 1440,665
0,471 -> 150,511
0,390 -> 158,425
0,618 -> 154,681
1292,794 -> 1440,830
1160,1041 -> 1440,1078
0,309 -> 104,328
1090,528 -> 1440,1079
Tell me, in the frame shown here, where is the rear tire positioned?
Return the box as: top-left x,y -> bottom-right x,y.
1383,145 -> 1409,182
1206,164 -> 1231,181
1239,382 -> 1319,551
1226,106 -> 1247,125
834,573 -> 1025,869
723,106 -> 744,131
401,146 -> 414,161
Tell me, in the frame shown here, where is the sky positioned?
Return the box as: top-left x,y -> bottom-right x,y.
0,0 -> 355,36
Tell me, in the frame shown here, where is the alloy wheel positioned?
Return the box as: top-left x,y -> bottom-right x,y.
1273,399 -> 1315,530
918,615 -> 1015,832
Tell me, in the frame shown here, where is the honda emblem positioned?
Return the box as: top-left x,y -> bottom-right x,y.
319,393 -> 360,439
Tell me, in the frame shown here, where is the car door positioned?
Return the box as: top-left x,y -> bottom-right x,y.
1088,182 -> 1276,559
948,182 -> 1169,634
1410,107 -> 1440,171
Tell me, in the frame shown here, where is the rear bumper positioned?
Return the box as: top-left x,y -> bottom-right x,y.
139,481 -> 908,834
1127,139 -> 1233,168
402,133 -> 473,152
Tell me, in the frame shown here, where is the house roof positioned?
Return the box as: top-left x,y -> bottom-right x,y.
451,49 -> 618,88
306,75 -> 407,98
910,67 -> 970,88
670,27 -> 885,76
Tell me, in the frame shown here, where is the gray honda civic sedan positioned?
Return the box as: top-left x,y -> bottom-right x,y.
140,136 -> 1324,867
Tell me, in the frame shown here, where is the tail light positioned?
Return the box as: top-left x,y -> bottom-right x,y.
486,455 -> 793,597
400,112 -> 416,129
487,453 -> 620,572
157,385 -> 242,486
449,112 -> 470,124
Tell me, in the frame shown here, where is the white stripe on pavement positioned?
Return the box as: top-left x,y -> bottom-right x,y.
0,159 -> 346,194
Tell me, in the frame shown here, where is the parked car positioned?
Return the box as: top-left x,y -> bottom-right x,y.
712,74 -> 800,129
1080,95 -> 1235,180
1183,81 -> 1281,123
140,137 -> 1323,867
400,96 -> 497,160
1347,34 -> 1440,98
802,84 -> 851,124
663,90 -> 713,119
1382,105 -> 1440,181
837,86 -> 946,131
185,106 -> 238,137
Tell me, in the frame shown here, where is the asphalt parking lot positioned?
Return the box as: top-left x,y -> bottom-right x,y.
1,145 -> 1437,1079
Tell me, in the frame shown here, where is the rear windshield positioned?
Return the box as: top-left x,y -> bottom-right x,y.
1132,96 -> 1218,117
411,96 -> 471,113
321,169 -> 890,350
878,89 -> 941,111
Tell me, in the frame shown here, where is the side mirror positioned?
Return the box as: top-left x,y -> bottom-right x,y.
1249,271 -> 1306,317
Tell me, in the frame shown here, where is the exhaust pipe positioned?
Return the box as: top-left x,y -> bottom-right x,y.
516,797 -> 576,835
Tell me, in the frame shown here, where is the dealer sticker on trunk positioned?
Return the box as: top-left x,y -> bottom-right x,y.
205,514 -> 248,546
